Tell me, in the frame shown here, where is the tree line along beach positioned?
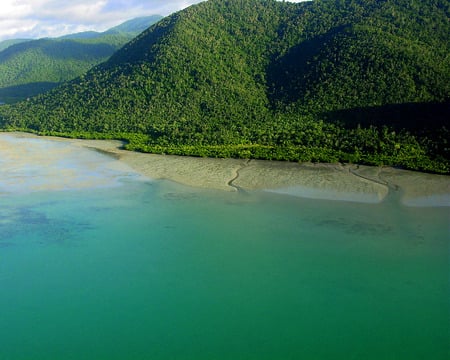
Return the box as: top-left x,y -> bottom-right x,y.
1,132 -> 448,207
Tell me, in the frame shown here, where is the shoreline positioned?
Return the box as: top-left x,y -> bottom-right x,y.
1,132 -> 449,206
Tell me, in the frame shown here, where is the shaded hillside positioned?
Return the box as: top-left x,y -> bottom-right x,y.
0,16 -> 162,103
0,39 -> 30,52
0,0 -> 449,173
104,16 -> 164,35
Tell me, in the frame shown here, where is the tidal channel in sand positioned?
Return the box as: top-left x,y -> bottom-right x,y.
1,132 -> 449,206
1,131 -> 449,360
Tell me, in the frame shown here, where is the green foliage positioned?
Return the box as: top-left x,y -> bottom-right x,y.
0,82 -> 58,103
0,39 -> 30,52
0,16 -> 162,102
0,0 -> 448,173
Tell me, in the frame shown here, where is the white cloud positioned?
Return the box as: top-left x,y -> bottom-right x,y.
0,0 -> 205,41
0,0 -> 309,41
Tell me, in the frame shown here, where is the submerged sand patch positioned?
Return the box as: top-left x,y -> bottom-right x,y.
233,161 -> 389,203
378,167 -> 450,207
0,132 -> 141,194
1,132 -> 449,206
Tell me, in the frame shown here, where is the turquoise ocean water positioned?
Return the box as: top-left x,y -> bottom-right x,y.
0,138 -> 449,359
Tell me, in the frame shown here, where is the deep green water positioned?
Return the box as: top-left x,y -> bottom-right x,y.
0,144 -> 449,359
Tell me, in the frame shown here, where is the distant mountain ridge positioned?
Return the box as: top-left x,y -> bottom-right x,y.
60,15 -> 164,39
0,15 -> 163,102
1,0 -> 448,173
0,39 -> 31,52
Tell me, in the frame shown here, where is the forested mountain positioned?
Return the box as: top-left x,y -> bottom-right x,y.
1,0 -> 449,173
60,15 -> 163,39
0,16 -> 162,103
104,16 -> 164,35
0,39 -> 30,52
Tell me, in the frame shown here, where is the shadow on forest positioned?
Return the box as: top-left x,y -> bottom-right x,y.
0,82 -> 59,103
0,39 -> 117,62
266,26 -> 347,106
321,101 -> 450,133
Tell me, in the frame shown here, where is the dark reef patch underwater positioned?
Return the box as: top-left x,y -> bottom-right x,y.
0,159 -> 448,359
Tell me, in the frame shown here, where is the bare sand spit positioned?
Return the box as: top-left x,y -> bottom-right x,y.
1,132 -> 449,206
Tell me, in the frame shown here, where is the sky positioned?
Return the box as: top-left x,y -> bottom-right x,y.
0,0 -> 307,42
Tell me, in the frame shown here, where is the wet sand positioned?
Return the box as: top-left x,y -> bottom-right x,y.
1,132 -> 449,206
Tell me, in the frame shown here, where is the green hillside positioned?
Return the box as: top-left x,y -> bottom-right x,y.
0,16 -> 162,103
0,39 -> 31,52
1,0 -> 449,173
104,15 -> 164,35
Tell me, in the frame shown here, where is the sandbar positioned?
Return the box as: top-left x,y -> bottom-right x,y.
1,132 -> 449,206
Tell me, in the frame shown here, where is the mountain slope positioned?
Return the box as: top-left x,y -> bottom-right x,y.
0,16 -> 162,103
104,15 -> 164,35
1,0 -> 448,172
0,39 -> 31,52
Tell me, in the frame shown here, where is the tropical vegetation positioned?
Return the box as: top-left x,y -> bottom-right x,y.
0,16 -> 162,102
0,0 -> 448,173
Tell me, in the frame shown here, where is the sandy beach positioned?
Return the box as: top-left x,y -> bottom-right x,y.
1,132 -> 449,206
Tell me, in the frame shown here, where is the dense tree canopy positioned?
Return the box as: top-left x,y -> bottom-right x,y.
0,16 -> 162,102
0,0 -> 448,173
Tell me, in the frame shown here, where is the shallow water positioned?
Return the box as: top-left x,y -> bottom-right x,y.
0,134 -> 145,195
0,138 -> 449,360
